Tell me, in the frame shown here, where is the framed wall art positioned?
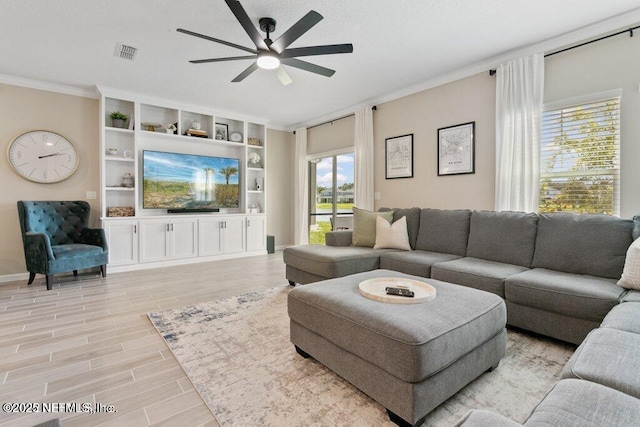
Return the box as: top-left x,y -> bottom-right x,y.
437,122 -> 475,176
385,134 -> 413,179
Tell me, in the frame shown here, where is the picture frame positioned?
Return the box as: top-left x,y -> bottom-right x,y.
215,123 -> 229,141
437,122 -> 475,176
385,134 -> 413,179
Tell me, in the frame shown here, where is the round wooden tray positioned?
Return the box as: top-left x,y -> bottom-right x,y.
358,277 -> 436,304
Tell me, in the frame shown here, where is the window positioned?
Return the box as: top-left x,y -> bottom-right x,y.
308,152 -> 355,244
539,94 -> 620,215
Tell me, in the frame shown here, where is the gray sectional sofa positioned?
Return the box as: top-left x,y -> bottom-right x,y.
457,301 -> 640,426
284,208 -> 637,344
283,207 -> 640,425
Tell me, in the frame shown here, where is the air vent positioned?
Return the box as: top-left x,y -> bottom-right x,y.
114,43 -> 137,61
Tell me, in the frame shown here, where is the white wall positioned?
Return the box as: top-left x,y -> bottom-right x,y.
266,128 -> 295,247
544,32 -> 640,218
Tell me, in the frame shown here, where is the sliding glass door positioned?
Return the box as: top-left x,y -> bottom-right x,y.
309,152 -> 355,244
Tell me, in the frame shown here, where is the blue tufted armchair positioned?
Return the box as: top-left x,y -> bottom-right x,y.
17,201 -> 108,290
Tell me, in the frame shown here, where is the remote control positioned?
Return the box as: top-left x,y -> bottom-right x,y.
385,287 -> 415,297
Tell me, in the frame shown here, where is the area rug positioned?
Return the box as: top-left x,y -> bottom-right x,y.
148,286 -> 574,426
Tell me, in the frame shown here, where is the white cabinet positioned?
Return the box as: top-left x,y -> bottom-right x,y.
199,216 -> 245,256
104,220 -> 138,266
246,215 -> 267,252
98,88 -> 269,271
139,218 -> 198,263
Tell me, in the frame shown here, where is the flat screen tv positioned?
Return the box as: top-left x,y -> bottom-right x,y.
143,150 -> 240,211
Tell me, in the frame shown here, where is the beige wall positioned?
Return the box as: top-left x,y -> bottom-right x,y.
544,33 -> 640,218
0,84 -> 100,276
307,115 -> 355,155
266,128 -> 295,247
373,72 -> 496,210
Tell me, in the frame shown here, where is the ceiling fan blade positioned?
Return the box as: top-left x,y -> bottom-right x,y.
281,44 -> 353,58
225,0 -> 269,51
274,66 -> 293,86
231,62 -> 259,82
281,58 -> 335,77
270,11 -> 323,54
190,55 -> 256,64
177,28 -> 257,54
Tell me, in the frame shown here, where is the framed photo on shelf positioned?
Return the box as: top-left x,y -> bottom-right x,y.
385,134 -> 413,179
215,123 -> 229,141
437,122 -> 475,176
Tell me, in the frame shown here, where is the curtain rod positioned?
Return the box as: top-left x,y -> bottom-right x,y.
293,106 -> 377,134
489,24 -> 640,76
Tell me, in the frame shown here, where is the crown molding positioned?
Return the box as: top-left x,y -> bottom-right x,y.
0,73 -> 98,99
288,8 -> 640,131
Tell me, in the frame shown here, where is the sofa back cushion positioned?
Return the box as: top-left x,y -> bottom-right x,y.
415,208 -> 471,256
533,213 -> 634,279
466,210 -> 538,267
379,207 -> 421,249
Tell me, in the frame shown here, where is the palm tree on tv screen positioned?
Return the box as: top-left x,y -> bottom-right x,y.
220,166 -> 238,185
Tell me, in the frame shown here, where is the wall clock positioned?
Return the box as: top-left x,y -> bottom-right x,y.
229,131 -> 243,143
7,130 -> 79,183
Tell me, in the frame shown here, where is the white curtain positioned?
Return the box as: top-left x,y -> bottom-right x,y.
354,107 -> 374,210
294,127 -> 309,245
495,53 -> 545,212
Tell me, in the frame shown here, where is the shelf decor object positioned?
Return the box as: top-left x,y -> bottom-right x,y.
248,137 -> 261,146
437,122 -> 475,176
215,123 -> 229,141
385,134 -> 413,179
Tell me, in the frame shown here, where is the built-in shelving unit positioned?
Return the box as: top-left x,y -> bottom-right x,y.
98,87 -> 268,271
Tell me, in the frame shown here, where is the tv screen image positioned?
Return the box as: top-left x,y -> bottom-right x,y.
143,150 -> 240,210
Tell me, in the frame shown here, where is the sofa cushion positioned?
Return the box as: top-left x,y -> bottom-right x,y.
380,250 -> 461,278
374,216 -> 411,250
623,290 -> 640,303
415,208 -> 471,256
379,207 -> 421,249
352,207 -> 394,248
505,268 -> 623,322
525,379 -> 640,426
455,409 -> 522,427
618,237 -> 640,290
532,213 -> 634,279
282,244 -> 396,279
466,211 -> 538,267
52,244 -> 105,259
561,328 -> 640,399
600,302 -> 640,334
431,257 -> 529,298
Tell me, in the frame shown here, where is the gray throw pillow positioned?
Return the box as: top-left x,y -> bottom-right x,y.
352,207 -> 393,247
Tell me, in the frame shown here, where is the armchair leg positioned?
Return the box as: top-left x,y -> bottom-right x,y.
73,270 -> 78,277
28,272 -> 36,285
46,275 -> 53,291
100,265 -> 107,278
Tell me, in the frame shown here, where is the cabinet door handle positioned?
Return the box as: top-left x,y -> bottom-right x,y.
224,221 -> 227,229
166,224 -> 170,232
134,225 -> 137,233
247,219 -> 251,227
171,223 -> 174,231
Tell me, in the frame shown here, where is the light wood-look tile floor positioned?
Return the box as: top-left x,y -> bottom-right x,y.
0,252 -> 288,426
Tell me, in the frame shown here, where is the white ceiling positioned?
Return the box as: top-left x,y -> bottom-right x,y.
2,1 -> 640,129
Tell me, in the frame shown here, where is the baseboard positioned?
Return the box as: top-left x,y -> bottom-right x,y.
0,272 -> 29,284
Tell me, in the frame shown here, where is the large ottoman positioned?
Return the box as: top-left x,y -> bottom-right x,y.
288,269 -> 507,426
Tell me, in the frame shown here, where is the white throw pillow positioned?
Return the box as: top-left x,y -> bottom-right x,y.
618,238 -> 640,290
373,215 -> 411,250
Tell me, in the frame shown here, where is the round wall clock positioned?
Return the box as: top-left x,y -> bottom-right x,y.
7,130 -> 79,183
229,131 -> 243,142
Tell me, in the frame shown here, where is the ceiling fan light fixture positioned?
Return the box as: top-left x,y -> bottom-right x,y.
257,51 -> 280,70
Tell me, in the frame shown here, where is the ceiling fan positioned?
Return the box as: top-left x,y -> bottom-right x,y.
177,0 -> 353,85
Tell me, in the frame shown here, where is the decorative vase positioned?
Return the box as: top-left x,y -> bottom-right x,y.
113,119 -> 125,128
